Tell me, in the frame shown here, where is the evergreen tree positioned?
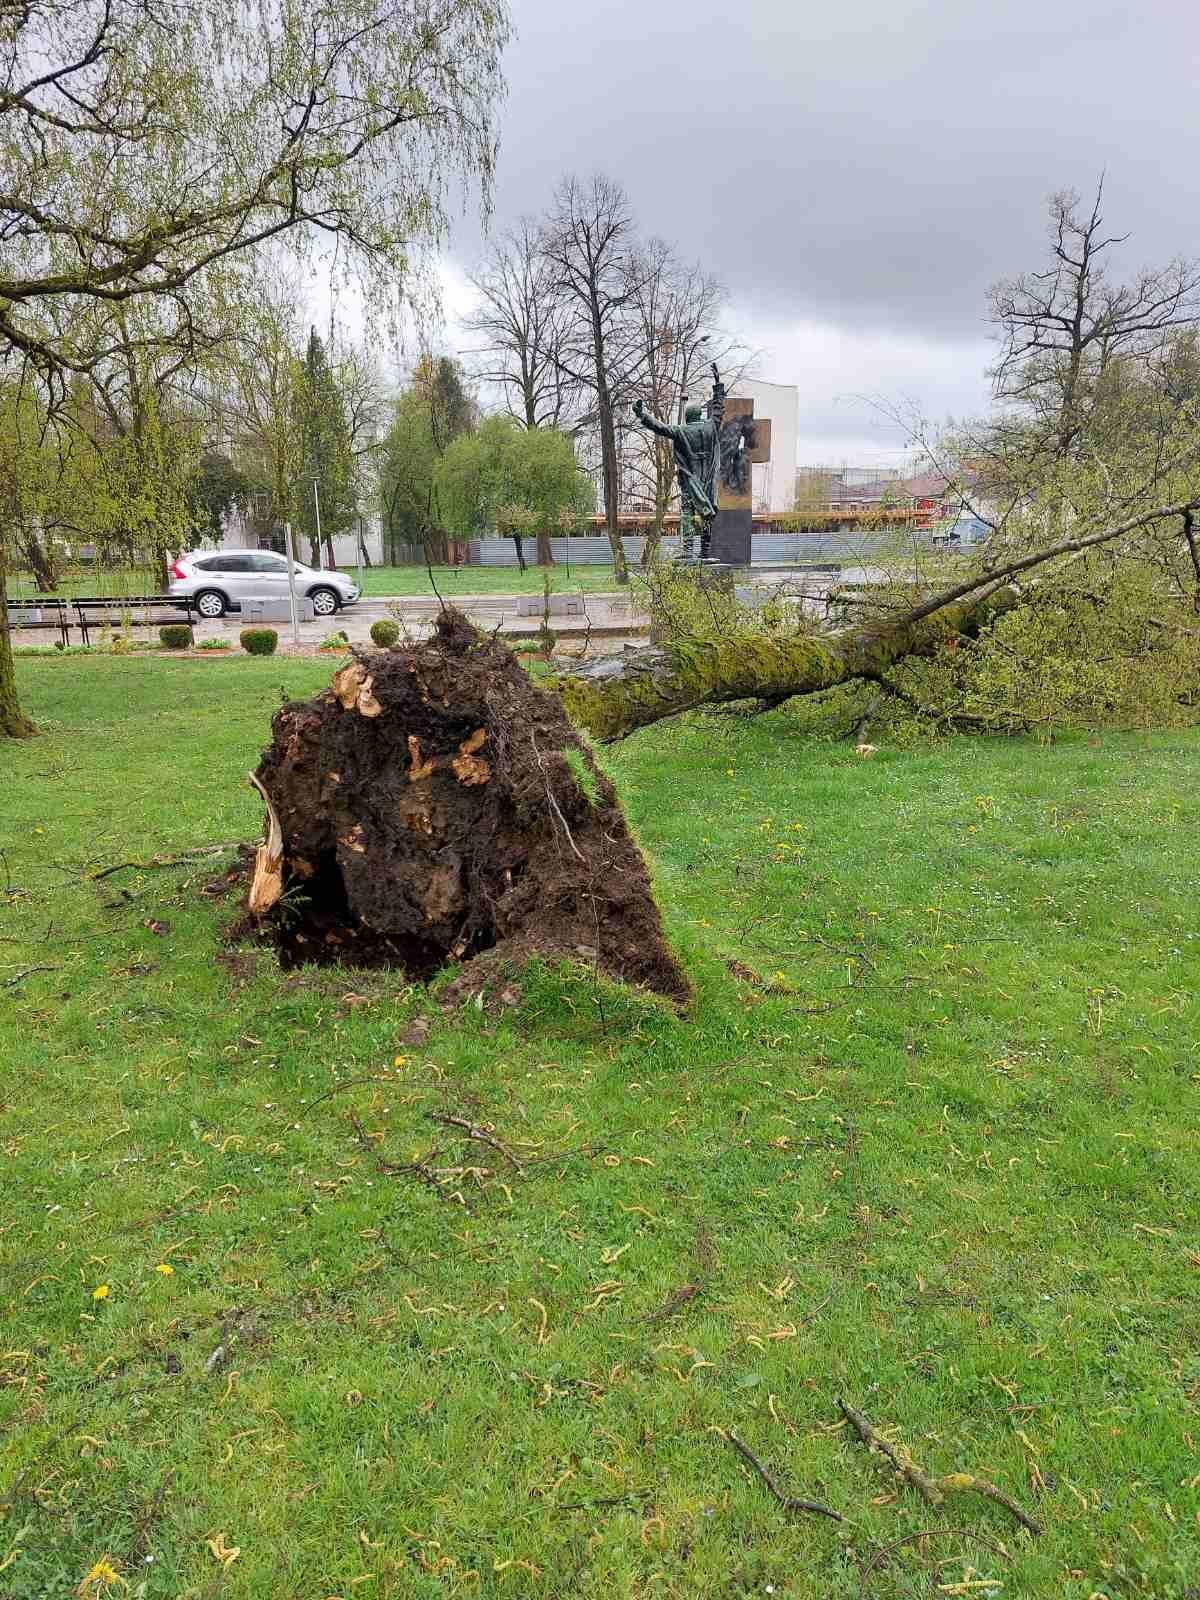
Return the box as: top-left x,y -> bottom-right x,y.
296,331 -> 357,567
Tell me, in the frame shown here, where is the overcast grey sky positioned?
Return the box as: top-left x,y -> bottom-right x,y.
439,0 -> 1200,467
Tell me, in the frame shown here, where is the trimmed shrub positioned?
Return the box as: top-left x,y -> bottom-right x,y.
159,624 -> 194,650
370,618 -> 401,648
239,628 -> 279,656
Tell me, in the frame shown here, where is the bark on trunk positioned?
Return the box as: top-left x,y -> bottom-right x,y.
20,536 -> 57,592
242,610 -> 689,1004
0,543 -> 36,739
535,529 -> 555,566
554,590 -> 1017,741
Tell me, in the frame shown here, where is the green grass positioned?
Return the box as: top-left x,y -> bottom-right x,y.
343,563 -> 626,597
2,656 -> 1199,1599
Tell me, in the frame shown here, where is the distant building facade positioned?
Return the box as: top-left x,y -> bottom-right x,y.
739,379 -> 799,513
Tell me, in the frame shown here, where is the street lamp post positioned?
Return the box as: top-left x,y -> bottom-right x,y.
676,334 -> 710,424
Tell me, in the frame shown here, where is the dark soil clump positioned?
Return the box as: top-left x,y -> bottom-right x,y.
244,610 -> 689,1005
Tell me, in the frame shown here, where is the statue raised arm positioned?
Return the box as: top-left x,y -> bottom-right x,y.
632,366 -> 724,561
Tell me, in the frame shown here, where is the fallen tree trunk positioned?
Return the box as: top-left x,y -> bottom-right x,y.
554,587 -> 1018,741
554,493 -> 1200,741
244,610 -> 689,1005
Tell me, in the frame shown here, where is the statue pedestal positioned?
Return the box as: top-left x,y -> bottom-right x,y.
708,507 -> 752,567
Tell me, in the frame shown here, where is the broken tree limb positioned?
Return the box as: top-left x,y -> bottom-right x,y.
554,588 -> 1019,741
247,773 -> 284,915
837,1398 -> 1043,1537
722,1431 -> 843,1521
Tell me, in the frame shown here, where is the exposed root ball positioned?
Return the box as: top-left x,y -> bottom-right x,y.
247,610 -> 689,1004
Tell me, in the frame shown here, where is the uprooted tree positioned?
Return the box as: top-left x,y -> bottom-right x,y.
554,186 -> 1200,744
552,495 -> 1200,742
245,612 -> 690,1005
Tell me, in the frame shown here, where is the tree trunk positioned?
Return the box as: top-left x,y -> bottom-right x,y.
590,307 -> 628,587
512,533 -> 527,573
20,536 -> 57,592
324,534 -> 336,570
535,528 -> 555,566
554,589 -> 1017,741
0,543 -> 36,739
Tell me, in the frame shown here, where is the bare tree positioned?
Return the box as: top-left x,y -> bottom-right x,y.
542,174 -> 651,584
462,220 -> 581,430
990,181 -> 1200,457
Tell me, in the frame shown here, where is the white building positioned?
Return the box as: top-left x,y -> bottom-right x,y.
739,379 -> 799,513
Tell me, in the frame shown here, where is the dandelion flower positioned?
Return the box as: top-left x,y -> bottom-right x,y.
155,1263 -> 174,1276
92,1284 -> 110,1301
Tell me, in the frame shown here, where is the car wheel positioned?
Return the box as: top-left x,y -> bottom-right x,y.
309,586 -> 339,617
194,589 -> 227,619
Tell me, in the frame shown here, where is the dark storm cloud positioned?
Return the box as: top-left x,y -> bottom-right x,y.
474,0 -> 1200,343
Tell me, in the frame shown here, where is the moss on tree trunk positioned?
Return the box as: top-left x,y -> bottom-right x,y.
554,590 -> 1017,741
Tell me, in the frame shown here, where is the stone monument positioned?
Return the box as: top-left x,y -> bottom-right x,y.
708,397 -> 772,567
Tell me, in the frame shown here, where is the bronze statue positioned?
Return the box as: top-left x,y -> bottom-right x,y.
633,363 -> 725,560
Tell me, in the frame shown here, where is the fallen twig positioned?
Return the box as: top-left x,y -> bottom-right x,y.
428,1111 -> 523,1171
856,1527 -> 1010,1600
838,1398 -> 1042,1536
642,1282 -> 702,1325
723,1431 -> 842,1521
203,1308 -> 242,1376
2,963 -> 60,988
89,843 -> 244,881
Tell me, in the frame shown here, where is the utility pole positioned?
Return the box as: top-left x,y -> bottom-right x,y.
283,521 -> 301,647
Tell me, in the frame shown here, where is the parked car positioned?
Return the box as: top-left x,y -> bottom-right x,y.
168,550 -> 360,618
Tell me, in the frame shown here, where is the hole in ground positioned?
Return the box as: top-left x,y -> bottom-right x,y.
269,850 -> 497,980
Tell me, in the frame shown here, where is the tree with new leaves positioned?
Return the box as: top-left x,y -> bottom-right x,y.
377,356 -> 475,564
0,0 -> 510,736
434,416 -> 593,569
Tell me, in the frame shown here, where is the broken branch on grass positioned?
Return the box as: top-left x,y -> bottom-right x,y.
427,1111 -> 523,1171
89,843 -> 245,881
2,963 -> 61,988
837,1398 -> 1043,1536
722,1431 -> 843,1521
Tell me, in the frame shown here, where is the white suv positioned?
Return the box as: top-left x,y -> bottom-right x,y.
168,550 -> 360,618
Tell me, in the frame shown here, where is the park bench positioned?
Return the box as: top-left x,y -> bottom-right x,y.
514,594 -> 585,618
72,594 -> 198,646
8,597 -> 73,646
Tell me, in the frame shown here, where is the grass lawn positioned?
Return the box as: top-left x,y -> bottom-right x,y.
341,564 -> 627,598
2,655 -> 1198,1599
